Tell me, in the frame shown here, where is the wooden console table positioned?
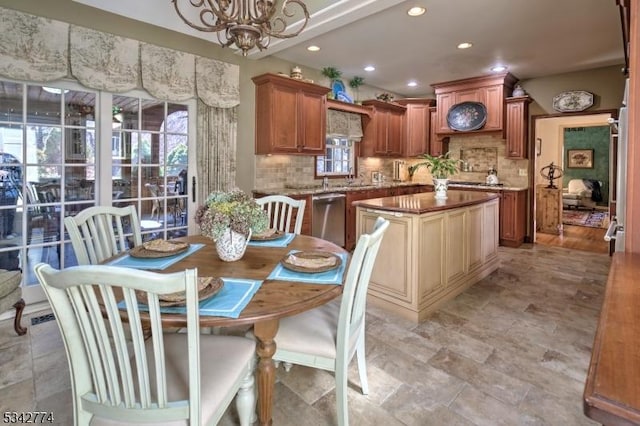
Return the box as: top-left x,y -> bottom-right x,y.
536,185 -> 561,235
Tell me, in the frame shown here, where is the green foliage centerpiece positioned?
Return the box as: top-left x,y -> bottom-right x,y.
195,190 -> 268,261
407,152 -> 459,199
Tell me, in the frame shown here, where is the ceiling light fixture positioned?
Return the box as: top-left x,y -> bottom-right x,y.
172,0 -> 310,57
407,81 -> 418,87
407,6 -> 426,17
491,65 -> 508,72
307,45 -> 320,52
457,42 -> 473,49
364,65 -> 376,72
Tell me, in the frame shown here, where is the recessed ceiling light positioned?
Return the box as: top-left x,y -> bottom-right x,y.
457,42 -> 473,49
307,45 -> 320,52
364,65 -> 375,72
407,81 -> 418,87
491,65 -> 507,72
407,6 -> 426,17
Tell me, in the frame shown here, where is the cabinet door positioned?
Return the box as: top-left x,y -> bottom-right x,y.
446,209 -> 467,285
500,190 -> 526,247
467,204 -> 484,272
435,92 -> 455,133
429,107 -> 445,156
404,104 -> 430,156
386,109 -> 404,156
372,110 -> 390,156
299,91 -> 326,153
483,85 -> 504,131
269,85 -> 299,152
505,98 -> 529,159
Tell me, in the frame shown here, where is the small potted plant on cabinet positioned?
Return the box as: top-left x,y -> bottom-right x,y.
408,152 -> 459,199
321,66 -> 343,99
349,76 -> 365,104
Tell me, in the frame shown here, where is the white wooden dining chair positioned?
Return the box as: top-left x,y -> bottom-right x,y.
64,205 -> 143,265
34,263 -> 257,426
250,216 -> 389,426
255,195 -> 306,235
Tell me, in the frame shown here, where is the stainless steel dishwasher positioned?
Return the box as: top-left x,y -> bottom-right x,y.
312,193 -> 346,247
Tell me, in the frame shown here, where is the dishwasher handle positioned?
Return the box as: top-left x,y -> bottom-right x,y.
312,193 -> 346,201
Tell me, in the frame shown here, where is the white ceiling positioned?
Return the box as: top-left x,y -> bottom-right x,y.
73,0 -> 623,97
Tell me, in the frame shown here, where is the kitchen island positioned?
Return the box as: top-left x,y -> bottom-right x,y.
354,190 -> 500,322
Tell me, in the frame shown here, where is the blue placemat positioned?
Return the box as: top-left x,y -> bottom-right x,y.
160,278 -> 262,318
266,251 -> 348,285
248,233 -> 295,248
121,278 -> 262,319
107,243 -> 205,270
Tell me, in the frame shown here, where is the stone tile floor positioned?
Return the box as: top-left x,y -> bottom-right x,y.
0,244 -> 610,425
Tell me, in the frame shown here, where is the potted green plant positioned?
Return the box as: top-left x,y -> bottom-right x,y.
349,76 -> 364,103
407,152 -> 459,199
321,67 -> 343,99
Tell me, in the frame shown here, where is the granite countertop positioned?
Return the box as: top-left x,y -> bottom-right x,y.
352,191 -> 500,215
253,181 -> 429,196
254,181 -> 526,196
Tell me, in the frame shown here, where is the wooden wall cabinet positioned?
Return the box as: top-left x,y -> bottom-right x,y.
431,73 -> 517,136
396,98 -> 435,156
253,73 -> 330,155
505,96 -> 532,159
361,99 -> 406,157
536,185 -> 561,235
429,106 -> 448,156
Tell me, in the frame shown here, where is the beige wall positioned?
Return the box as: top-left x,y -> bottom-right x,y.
521,65 -> 626,115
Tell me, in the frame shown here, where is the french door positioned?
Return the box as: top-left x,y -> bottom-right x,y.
0,79 -> 196,306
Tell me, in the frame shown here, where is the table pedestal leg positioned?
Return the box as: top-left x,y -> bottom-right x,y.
253,319 -> 279,426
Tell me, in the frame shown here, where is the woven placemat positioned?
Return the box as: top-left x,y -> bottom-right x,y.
135,277 -> 223,307
280,251 -> 341,273
250,229 -> 285,241
129,241 -> 190,258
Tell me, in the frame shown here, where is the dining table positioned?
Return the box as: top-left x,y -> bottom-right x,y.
114,233 -> 347,426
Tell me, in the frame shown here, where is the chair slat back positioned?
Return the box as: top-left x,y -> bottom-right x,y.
34,264 -> 201,424
337,217 -> 389,362
64,205 -> 142,265
255,195 -> 306,235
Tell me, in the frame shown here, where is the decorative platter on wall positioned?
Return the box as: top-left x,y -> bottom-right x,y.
552,90 -> 594,112
446,101 -> 487,131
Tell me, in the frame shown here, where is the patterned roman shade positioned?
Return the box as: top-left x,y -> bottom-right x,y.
326,109 -> 364,140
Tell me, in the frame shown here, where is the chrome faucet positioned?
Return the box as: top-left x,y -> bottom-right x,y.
345,167 -> 354,185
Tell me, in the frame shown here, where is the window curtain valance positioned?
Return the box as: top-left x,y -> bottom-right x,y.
0,7 -> 239,108
326,109 -> 364,140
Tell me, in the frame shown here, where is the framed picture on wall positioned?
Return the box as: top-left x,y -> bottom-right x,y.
567,149 -> 594,168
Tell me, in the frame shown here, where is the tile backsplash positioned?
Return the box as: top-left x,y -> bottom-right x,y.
254,134 -> 530,189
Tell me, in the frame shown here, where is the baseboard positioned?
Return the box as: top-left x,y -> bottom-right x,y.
0,300 -> 51,322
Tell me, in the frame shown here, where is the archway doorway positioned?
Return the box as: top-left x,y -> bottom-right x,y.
531,110 -> 617,253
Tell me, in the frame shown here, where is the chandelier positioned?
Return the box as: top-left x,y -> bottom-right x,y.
172,0 -> 310,56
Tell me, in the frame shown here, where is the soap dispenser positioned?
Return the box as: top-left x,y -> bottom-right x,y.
486,166 -> 499,185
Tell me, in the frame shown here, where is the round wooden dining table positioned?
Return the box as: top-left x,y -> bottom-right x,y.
141,234 -> 346,426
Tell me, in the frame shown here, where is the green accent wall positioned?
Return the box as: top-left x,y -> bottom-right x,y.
563,125 -> 610,205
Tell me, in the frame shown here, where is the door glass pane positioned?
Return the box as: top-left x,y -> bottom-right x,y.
0,81 -> 23,123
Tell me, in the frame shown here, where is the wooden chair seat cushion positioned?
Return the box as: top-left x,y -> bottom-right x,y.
272,299 -> 340,360
91,334 -> 256,426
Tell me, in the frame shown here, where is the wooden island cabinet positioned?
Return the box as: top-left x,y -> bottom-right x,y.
253,73 -> 330,155
355,191 -> 500,322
